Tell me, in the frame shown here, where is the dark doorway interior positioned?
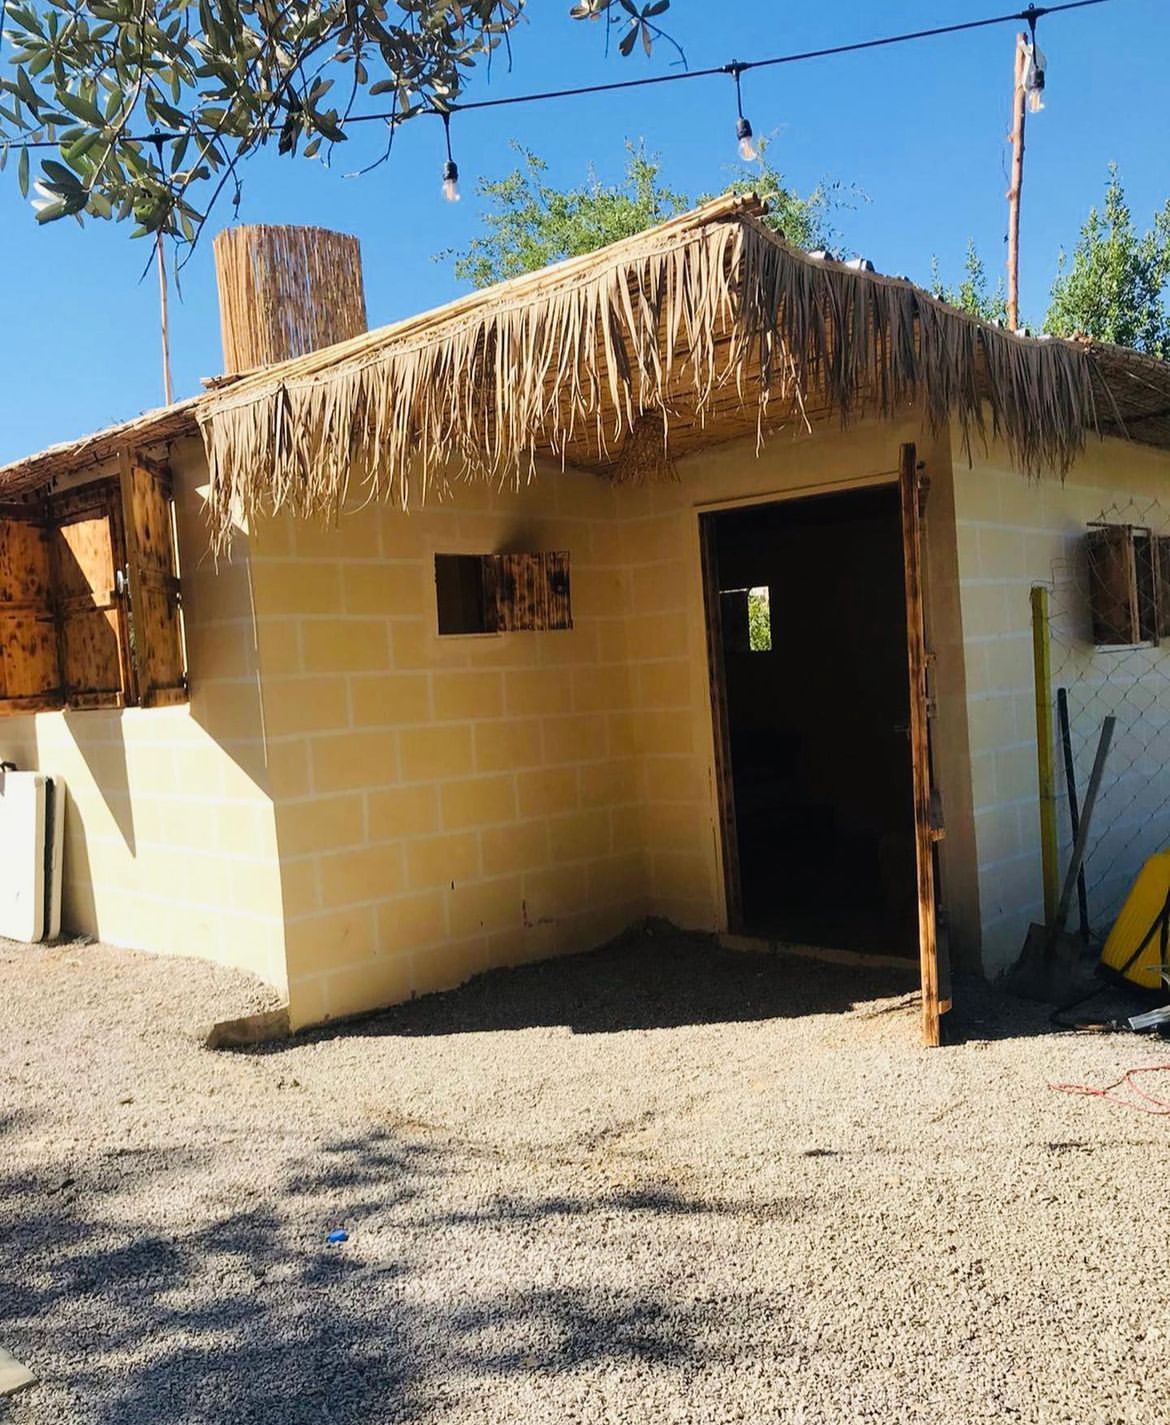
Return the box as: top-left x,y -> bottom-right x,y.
707,485 -> 917,955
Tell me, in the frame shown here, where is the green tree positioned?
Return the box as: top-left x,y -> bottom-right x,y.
0,0 -> 679,240
447,138 -> 844,290
929,240 -> 1007,324
1045,165 -> 1170,357
747,587 -> 771,653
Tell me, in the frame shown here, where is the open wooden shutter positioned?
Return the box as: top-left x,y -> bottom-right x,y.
1087,525 -> 1139,646
48,482 -> 132,710
484,552 -> 572,632
1153,536 -> 1170,642
0,509 -> 63,713
119,455 -> 187,706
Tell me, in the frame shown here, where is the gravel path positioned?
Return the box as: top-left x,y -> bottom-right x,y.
2,928 -> 1169,1424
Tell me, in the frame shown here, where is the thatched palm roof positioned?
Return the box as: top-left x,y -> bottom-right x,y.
3,194 -> 1169,548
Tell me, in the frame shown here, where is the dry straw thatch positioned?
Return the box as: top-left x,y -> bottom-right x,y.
213,224 -> 368,375
198,195 -> 1101,549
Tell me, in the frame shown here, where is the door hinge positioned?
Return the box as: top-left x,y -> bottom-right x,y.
929,788 -> 946,841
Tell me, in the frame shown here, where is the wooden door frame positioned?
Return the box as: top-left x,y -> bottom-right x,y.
697,458 -> 944,1046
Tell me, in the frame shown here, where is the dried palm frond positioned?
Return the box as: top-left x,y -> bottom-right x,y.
198,195 -> 1099,550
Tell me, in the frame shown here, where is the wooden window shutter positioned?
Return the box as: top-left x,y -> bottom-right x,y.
1154,536 -> 1170,641
0,509 -> 63,714
48,482 -> 132,709
1087,525 -> 1139,646
119,455 -> 187,707
484,552 -> 572,632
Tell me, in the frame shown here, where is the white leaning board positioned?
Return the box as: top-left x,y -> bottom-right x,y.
0,770 -> 64,943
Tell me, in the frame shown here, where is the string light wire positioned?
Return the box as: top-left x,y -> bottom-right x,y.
0,0 -> 1117,157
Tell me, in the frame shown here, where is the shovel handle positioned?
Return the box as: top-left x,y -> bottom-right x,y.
1053,715 -> 1115,936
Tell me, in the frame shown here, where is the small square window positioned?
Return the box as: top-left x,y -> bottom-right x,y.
434,552 -> 572,636
435,554 -> 490,635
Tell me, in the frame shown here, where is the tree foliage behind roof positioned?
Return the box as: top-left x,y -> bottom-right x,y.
1045,165 -> 1170,359
445,139 -> 848,290
929,240 -> 1007,325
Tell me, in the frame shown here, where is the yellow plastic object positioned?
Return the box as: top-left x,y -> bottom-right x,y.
1100,849 -> 1170,990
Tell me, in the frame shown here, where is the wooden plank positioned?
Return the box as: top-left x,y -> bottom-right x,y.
1155,536 -> 1170,641
699,513 -> 744,935
900,442 -> 942,1049
119,453 -> 187,706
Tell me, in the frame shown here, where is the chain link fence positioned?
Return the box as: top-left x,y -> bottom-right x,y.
1047,496 -> 1170,937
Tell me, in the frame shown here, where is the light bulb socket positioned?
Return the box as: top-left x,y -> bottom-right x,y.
735,116 -> 753,143
443,159 -> 459,185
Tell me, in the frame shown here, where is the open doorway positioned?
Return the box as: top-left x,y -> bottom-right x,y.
702,485 -> 918,956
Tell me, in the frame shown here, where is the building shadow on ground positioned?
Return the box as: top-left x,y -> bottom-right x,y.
288,927 -> 922,1043
268,925 -> 1157,1050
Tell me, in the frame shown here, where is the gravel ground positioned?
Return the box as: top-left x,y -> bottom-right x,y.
2,928 -> 1170,1424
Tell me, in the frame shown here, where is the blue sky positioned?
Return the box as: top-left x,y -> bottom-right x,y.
1,0 -> 1167,464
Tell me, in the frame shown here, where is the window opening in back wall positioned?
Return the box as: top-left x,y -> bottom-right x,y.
719,586 -> 773,653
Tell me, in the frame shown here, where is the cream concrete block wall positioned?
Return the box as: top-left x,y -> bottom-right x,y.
252,413 -> 971,1029
952,433 -> 1170,974
0,437 -> 288,992
248,472 -> 649,1030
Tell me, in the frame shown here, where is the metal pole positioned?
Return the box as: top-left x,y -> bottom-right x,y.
1031,585 -> 1059,925
1006,32 -> 1028,330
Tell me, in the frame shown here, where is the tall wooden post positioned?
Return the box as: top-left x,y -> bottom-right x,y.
1006,32 -> 1028,331
156,233 -> 174,406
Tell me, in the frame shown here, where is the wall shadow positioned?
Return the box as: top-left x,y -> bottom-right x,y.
281,927 -> 921,1044
58,709 -> 136,856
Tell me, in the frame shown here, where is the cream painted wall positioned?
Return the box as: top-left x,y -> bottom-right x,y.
952,433 -> 1170,974
247,473 -> 648,1029
0,437 -> 288,992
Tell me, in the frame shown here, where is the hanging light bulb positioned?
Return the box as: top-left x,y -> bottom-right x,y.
1022,12 -> 1046,113
729,65 -> 757,162
440,111 -> 460,202
1022,36 -> 1046,112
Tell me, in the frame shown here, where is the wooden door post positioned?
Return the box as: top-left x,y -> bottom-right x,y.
900,443 -> 943,1048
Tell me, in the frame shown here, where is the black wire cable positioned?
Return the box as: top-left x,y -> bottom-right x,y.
0,0 -> 1117,153
347,0 -> 1111,125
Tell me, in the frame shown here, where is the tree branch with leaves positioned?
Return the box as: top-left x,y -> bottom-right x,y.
0,0 -> 679,242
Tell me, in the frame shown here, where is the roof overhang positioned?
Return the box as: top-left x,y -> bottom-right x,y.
1,194 -> 1168,538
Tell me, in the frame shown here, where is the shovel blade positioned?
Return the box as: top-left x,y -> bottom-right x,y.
1008,923 -> 1091,1002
